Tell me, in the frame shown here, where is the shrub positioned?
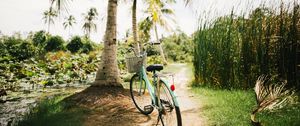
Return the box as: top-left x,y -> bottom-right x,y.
66,36 -> 83,53
15,42 -> 36,60
3,37 -> 36,61
44,36 -> 65,52
81,42 -> 93,54
0,41 -> 8,57
32,31 -> 47,47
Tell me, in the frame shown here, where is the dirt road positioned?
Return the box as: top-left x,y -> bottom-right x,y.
174,64 -> 206,126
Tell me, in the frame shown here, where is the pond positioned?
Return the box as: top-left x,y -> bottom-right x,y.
0,84 -> 89,126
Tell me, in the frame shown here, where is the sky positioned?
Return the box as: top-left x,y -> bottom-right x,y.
0,0 -> 297,43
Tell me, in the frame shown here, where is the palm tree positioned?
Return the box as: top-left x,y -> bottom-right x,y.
145,0 -> 176,65
82,8 -> 98,38
50,0 -> 121,87
93,0 -> 122,87
132,0 -> 141,53
63,15 -> 76,36
49,0 -> 70,15
43,8 -> 58,33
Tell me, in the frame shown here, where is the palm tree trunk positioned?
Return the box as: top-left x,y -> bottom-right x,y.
68,27 -> 71,37
47,19 -> 51,34
93,0 -> 122,87
154,24 -> 168,65
132,0 -> 140,54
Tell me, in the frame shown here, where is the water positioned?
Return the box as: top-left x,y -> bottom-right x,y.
0,84 -> 88,126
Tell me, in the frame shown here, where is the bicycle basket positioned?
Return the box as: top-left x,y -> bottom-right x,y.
125,55 -> 147,73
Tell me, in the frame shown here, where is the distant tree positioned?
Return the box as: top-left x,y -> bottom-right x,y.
63,15 -> 76,36
49,0 -> 70,15
144,1 -> 176,65
32,31 -> 47,47
82,8 -> 98,38
43,8 -> 58,33
44,36 -> 65,52
66,36 -> 83,53
3,37 -> 35,61
138,17 -> 153,44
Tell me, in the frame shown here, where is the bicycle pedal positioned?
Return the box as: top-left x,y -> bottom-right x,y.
144,105 -> 154,112
160,99 -> 174,112
161,108 -> 167,115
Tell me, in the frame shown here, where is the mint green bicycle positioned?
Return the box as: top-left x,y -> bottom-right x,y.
126,44 -> 182,126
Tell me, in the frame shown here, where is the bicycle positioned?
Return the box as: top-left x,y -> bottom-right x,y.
125,43 -> 182,126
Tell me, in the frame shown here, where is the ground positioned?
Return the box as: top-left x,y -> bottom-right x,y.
63,64 -> 205,126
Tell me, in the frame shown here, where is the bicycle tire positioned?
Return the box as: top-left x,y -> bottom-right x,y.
159,80 -> 182,126
130,74 -> 154,115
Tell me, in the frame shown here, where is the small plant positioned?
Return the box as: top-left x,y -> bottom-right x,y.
251,75 -> 295,125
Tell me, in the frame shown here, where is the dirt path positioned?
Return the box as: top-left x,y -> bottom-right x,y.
174,64 -> 206,126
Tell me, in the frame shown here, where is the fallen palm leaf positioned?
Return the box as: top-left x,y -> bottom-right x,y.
251,75 -> 295,125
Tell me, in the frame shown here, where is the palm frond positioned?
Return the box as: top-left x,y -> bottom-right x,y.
50,0 -> 71,14
251,75 -> 295,124
254,75 -> 295,112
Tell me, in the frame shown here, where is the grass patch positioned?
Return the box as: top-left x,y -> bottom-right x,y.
192,87 -> 300,126
17,95 -> 90,126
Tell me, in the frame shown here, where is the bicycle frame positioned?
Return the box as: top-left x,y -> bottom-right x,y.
137,66 -> 180,107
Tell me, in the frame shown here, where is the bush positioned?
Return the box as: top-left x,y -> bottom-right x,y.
81,38 -> 94,54
3,37 -> 36,61
81,42 -> 93,54
161,32 -> 193,62
44,36 -> 65,52
32,31 -> 47,47
15,42 -> 36,60
0,41 -> 8,57
66,36 -> 83,53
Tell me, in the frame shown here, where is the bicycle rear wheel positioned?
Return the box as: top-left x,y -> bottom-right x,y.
159,80 -> 182,126
130,74 -> 154,115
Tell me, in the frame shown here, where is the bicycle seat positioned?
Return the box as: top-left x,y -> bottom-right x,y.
146,64 -> 163,72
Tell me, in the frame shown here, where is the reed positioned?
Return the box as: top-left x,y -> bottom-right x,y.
193,2 -> 299,89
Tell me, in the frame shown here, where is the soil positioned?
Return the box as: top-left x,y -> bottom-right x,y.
64,64 -> 205,126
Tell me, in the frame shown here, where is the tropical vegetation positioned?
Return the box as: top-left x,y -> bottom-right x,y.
193,3 -> 300,90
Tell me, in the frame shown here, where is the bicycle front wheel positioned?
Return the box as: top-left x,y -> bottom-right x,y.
130,74 -> 154,115
159,80 -> 182,126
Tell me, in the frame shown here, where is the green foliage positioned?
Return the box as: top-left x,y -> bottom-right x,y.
0,40 -> 9,57
147,55 -> 163,64
15,42 -> 36,61
117,43 -> 129,71
1,37 -> 36,61
66,36 -> 83,53
0,51 -> 100,90
81,37 -> 95,54
193,4 -> 300,89
0,32 -> 101,90
44,36 -> 65,52
81,42 -> 93,54
32,30 -> 47,47
145,45 -> 160,56
138,17 -> 153,44
161,32 -> 193,62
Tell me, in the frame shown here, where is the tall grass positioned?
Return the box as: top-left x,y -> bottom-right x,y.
193,2 -> 299,89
